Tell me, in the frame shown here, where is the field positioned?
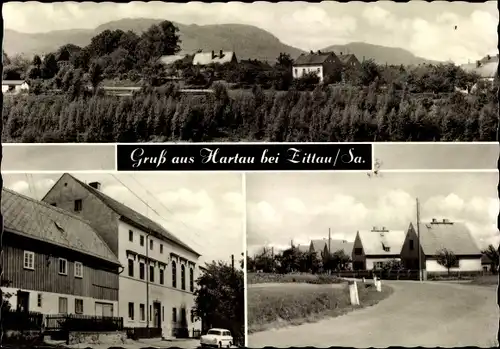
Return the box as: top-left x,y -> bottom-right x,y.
247,272 -> 345,285
247,274 -> 393,333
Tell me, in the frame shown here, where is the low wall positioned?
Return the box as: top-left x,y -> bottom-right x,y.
4,330 -> 43,345
68,331 -> 127,345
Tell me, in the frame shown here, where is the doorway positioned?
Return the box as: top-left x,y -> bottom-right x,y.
17,291 -> 30,312
153,302 -> 161,328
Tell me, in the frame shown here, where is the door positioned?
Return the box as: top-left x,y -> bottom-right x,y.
17,291 -> 29,312
95,302 -> 114,317
153,302 -> 161,328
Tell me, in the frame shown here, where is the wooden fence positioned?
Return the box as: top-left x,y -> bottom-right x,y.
45,314 -> 123,332
2,310 -> 44,331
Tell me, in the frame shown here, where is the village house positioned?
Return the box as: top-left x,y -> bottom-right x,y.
296,244 -> 310,253
192,50 -> 238,66
309,239 -> 354,260
481,254 -> 493,272
41,174 -> 202,339
351,227 -> 406,271
400,219 -> 483,277
2,80 -> 30,94
1,188 -> 121,317
337,53 -> 361,69
292,51 -> 342,82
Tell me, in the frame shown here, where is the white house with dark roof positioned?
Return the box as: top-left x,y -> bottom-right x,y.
400,218 -> 482,274
41,173 -> 202,339
1,188 -> 121,316
192,50 -> 237,66
292,51 -> 342,82
351,227 -> 406,270
2,80 -> 30,94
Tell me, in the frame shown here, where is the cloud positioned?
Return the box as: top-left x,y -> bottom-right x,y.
8,178 -> 55,198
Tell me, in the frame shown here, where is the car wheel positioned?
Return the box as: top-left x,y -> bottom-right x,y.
219,342 -> 222,348
227,342 -> 232,348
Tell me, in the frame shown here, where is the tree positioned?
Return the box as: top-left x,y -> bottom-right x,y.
88,62 -> 103,93
481,244 -> 499,272
41,53 -> 59,79
3,50 -> 11,65
32,54 -> 42,67
192,261 -> 244,345
276,52 -> 294,69
436,248 -> 458,275
138,21 -> 181,63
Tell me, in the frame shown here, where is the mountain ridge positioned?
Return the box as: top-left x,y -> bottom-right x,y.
4,18 -> 439,65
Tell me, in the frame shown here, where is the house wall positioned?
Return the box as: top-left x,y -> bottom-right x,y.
42,174 -> 121,255
400,224 -> 426,270
425,258 -> 482,272
1,83 -> 29,94
3,238 -> 119,302
351,234 -> 366,270
293,64 -> 324,81
118,220 -> 201,337
2,287 -> 118,317
322,54 -> 342,79
366,257 -> 402,270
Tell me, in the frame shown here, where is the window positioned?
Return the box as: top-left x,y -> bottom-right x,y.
74,199 -> 82,212
150,239 -> 153,250
172,261 -> 177,288
75,299 -> 83,314
129,230 -> 133,242
162,306 -> 164,321
190,309 -> 194,323
58,258 -> 68,275
374,262 -> 384,269
139,262 -> 145,280
58,297 -> 68,314
383,246 -> 390,252
128,259 -> 134,277
294,68 -> 297,75
50,203 -> 57,207
139,304 -> 145,321
74,262 -> 83,278
172,307 -> 177,323
159,269 -> 164,285
409,240 -> 414,251
354,248 -> 362,255
181,308 -> 186,324
128,302 -> 134,320
140,235 -> 144,246
23,251 -> 34,270
181,264 -> 186,290
37,294 -> 42,307
189,268 -> 194,292
149,305 -> 152,321
149,265 -> 155,282
160,244 -> 163,254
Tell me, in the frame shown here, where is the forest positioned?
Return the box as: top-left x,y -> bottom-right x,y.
2,20 -> 498,142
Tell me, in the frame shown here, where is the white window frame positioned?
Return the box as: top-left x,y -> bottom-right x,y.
37,293 -> 42,307
75,298 -> 84,314
23,251 -> 35,270
74,261 -> 83,278
58,258 -> 68,275
139,304 -> 146,322
59,297 -> 68,314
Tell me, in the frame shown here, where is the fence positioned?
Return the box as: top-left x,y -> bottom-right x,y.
45,314 -> 123,332
2,310 -> 44,331
125,327 -> 162,339
333,269 -> 421,280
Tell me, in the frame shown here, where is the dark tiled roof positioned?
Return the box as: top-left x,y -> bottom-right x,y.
69,175 -> 201,257
2,188 -> 120,265
416,221 -> 481,256
481,254 -> 493,264
337,54 -> 356,64
294,52 -> 334,66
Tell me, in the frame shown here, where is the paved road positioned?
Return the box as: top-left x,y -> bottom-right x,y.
249,282 -> 345,289
248,281 -> 498,348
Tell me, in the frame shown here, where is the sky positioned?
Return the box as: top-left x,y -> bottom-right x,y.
3,1 -> 497,63
3,172 -> 245,265
246,171 -> 499,256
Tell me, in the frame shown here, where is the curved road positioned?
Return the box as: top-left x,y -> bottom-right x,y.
248,281 -> 498,348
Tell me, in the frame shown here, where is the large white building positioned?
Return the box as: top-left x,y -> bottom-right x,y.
42,173 -> 202,339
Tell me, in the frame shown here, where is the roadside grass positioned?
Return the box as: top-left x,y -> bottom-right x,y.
468,274 -> 498,286
247,281 -> 393,333
247,272 -> 344,285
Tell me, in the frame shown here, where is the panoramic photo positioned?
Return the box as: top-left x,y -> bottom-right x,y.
2,1 -> 498,142
1,172 -> 245,348
246,171 -> 498,347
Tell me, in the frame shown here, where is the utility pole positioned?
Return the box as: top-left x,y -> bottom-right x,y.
328,228 -> 331,255
416,198 -> 422,282
231,254 -> 235,271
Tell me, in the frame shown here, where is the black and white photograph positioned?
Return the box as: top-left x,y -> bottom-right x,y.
1,171 -> 245,348
2,1 -> 498,142
246,170 -> 498,347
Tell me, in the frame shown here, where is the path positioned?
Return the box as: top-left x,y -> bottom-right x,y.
248,281 -> 498,348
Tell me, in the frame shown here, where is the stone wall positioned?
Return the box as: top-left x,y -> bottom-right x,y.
68,331 -> 127,345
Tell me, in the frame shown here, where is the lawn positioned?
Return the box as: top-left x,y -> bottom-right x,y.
247,272 -> 345,285
469,274 -> 497,286
247,281 -> 393,333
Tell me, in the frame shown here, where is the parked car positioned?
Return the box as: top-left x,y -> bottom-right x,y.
200,328 -> 233,348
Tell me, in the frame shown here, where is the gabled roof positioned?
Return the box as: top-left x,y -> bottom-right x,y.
461,61 -> 498,79
294,52 -> 336,66
297,244 -> 310,253
159,54 -> 190,65
2,80 -> 27,85
66,174 -> 201,257
193,51 -> 236,65
329,240 -> 354,256
413,221 -> 481,256
337,54 -> 357,64
2,188 -> 120,265
481,254 -> 493,264
310,239 -> 327,253
357,229 -> 406,256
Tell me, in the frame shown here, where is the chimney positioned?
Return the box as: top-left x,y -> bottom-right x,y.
431,218 -> 437,223
317,50 -> 321,54
372,226 -> 377,231
219,50 -> 224,58
476,60 -> 481,68
382,226 -> 387,231
310,50 -> 314,54
89,181 -> 101,190
211,50 -> 215,59
340,51 -> 343,55
443,218 -> 450,224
